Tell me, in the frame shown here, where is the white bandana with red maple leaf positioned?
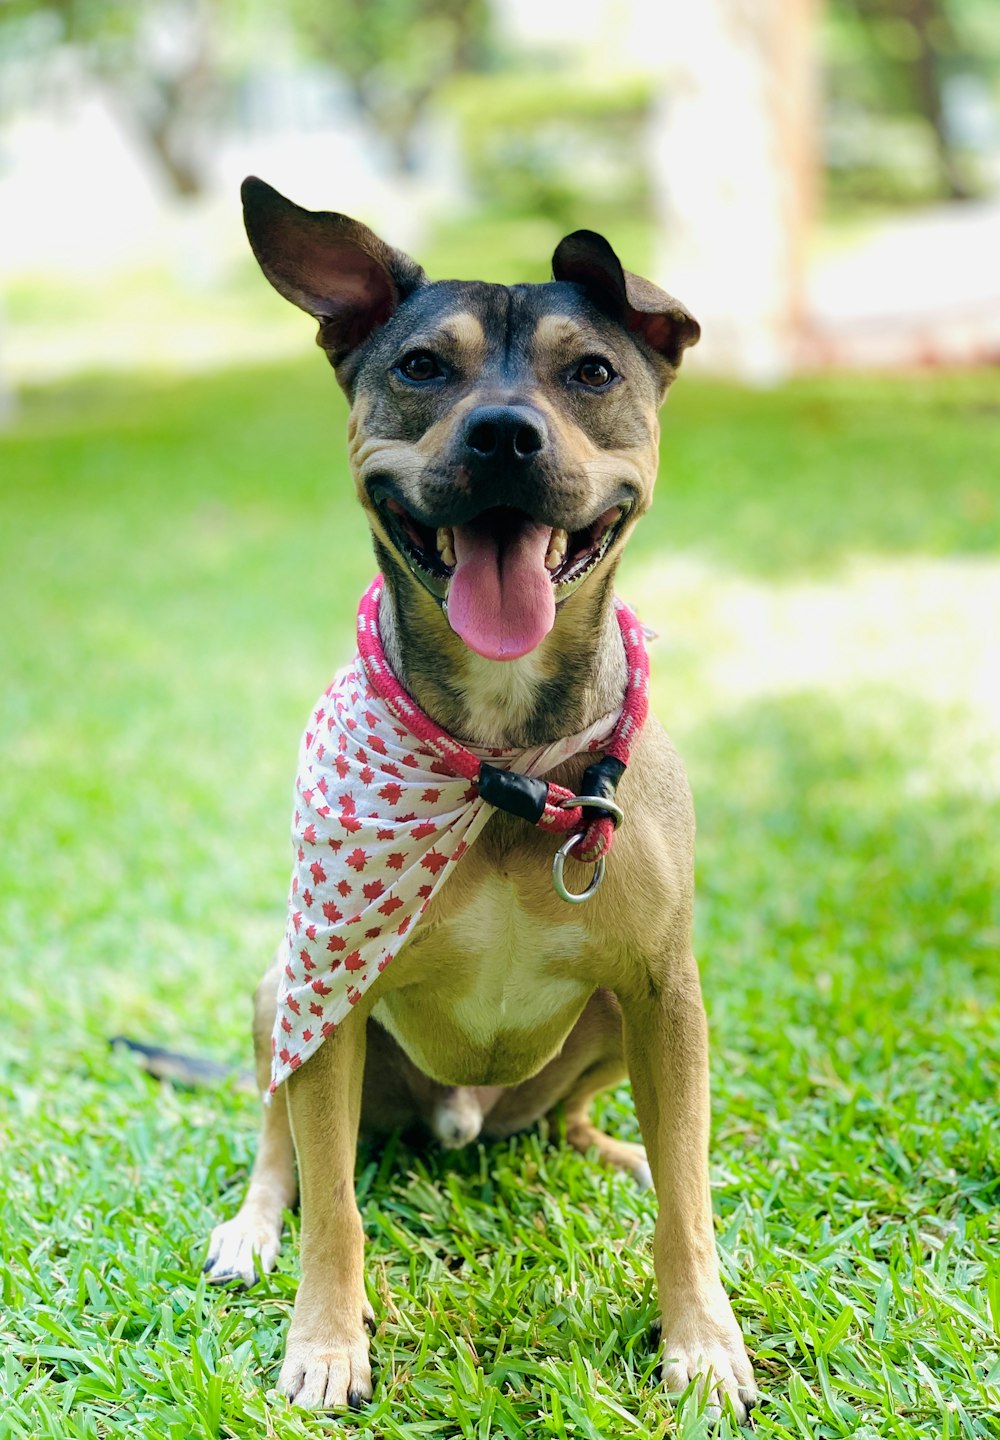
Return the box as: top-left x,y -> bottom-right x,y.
270,657 -> 619,1094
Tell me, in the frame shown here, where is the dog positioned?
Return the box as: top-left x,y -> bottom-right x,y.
203,177 -> 758,1422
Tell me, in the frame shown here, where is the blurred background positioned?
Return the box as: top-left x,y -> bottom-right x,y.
2,0 -> 1000,390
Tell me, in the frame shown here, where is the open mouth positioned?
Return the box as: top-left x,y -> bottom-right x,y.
378,500 -> 628,661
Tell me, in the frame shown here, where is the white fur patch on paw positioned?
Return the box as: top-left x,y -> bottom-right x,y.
203,1213 -> 281,1287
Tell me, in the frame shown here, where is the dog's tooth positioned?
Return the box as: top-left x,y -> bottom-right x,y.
436,527 -> 456,569
545,528 -> 568,571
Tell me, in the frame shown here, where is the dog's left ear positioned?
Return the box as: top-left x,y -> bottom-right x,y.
242,176 -> 426,367
552,229 -> 700,370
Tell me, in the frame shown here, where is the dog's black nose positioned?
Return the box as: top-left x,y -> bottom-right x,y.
462,406 -> 547,465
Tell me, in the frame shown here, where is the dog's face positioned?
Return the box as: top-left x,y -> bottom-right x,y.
243,178 -> 698,663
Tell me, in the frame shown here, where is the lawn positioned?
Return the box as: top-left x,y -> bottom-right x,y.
0,358 -> 998,1439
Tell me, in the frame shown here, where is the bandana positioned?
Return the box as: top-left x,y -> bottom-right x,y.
270,577 -> 649,1094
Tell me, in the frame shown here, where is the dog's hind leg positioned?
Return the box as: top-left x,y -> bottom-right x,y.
480,989 -> 650,1186
204,958 -> 297,1287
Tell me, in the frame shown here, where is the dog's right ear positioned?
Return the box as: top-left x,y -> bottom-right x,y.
241,177 -> 425,367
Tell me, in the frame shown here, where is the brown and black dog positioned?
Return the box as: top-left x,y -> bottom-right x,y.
204,178 -> 758,1422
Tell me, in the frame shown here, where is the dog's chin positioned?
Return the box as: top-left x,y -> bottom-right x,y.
375,498 -> 629,662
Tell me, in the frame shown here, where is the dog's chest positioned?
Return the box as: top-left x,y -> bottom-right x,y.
372,874 -> 593,1085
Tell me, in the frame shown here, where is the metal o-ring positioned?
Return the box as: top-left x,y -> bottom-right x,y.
556,793 -> 625,829
552,833 -> 606,904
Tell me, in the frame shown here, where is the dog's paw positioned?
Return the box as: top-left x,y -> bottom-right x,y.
203,1211 -> 282,1288
659,1290 -> 758,1425
278,1322 -> 373,1410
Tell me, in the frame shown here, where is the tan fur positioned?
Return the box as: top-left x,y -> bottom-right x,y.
210,222 -> 757,1421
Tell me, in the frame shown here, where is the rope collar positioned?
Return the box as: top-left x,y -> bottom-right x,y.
356,576 -> 650,873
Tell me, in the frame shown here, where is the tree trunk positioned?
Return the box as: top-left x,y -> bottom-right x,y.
647,0 -> 821,381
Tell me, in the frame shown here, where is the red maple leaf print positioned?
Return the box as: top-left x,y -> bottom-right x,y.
379,781 -> 403,804
413,820 -> 436,840
305,924 -> 317,941
368,734 -> 387,755
417,884 -> 433,900
337,879 -> 352,897
421,788 -> 441,804
317,776 -> 328,796
379,895 -> 403,916
347,986 -> 362,1005
344,950 -> 364,972
311,977 -> 332,996
365,926 -> 381,939
287,995 -> 301,1016
322,900 -> 342,923
317,805 -> 331,818
292,911 -> 303,933
360,765 -> 375,786
322,1021 -> 336,1039
298,948 -> 311,965
302,1027 -> 313,1043
340,812 -> 363,834
302,887 -> 314,909
429,761 -> 453,777
281,1014 -> 292,1033
326,934 -> 346,952
355,747 -> 368,764
309,1000 -> 323,1017
314,706 -> 325,725
335,755 -> 351,779
397,916 -> 412,936
386,851 -> 405,870
420,848 -> 448,875
401,753 -> 419,768
395,811 -> 418,823
305,731 -> 314,748
346,847 -> 368,872
309,861 -> 327,885
289,1054 -> 302,1071
377,827 -> 394,841
327,836 -> 341,850
303,823 -> 317,846
383,761 -> 403,778
363,878 -> 385,901
285,962 -> 295,982
279,1046 -> 290,1065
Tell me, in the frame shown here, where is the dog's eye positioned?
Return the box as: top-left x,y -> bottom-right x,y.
573,357 -> 616,389
397,350 -> 444,383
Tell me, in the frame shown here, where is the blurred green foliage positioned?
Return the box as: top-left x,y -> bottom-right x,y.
826,0 -> 1000,207
449,71 -> 653,230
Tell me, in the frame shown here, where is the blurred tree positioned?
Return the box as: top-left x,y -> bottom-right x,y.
829,0 -> 1000,199
0,0 -> 222,197
288,0 -> 492,175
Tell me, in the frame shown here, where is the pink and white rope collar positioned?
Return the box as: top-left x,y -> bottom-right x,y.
356,576 -> 649,866
268,576 -> 649,1093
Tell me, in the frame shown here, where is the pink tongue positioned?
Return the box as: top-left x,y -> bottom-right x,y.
447,515 -> 556,660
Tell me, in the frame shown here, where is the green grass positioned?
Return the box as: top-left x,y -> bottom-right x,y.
1,361 -> 998,1439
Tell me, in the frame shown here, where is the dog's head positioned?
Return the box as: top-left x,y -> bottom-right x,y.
243,177 -> 698,664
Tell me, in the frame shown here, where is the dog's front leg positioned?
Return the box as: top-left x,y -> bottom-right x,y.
279,1018 -> 374,1410
621,958 -> 757,1423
